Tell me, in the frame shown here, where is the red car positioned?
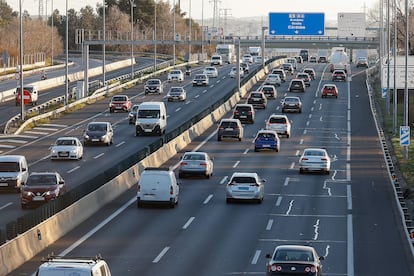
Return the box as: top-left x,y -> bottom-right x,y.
321,84 -> 339,98
332,70 -> 347,81
109,95 -> 132,113
21,172 -> 66,209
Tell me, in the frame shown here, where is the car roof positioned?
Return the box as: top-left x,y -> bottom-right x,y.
290,78 -> 304,82
88,121 -> 109,125
274,245 -> 315,252
230,172 -> 258,178
183,151 -> 208,156
235,103 -> 253,107
56,137 -> 79,140
220,118 -> 240,122
30,171 -> 59,176
303,148 -> 328,153
257,129 -> 278,135
0,155 -> 26,162
284,96 -> 301,100
269,114 -> 288,119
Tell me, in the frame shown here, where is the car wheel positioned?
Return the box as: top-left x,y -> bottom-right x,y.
137,201 -> 143,208
217,136 -> 222,141
206,173 -> 210,179
238,137 -> 242,141
254,147 -> 259,152
286,133 -> 290,138
299,168 -> 304,174
178,172 -> 184,179
299,109 -> 302,113
226,198 -> 232,204
325,170 -> 330,175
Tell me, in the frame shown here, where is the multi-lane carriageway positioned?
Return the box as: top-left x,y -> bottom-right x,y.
5,61 -> 414,276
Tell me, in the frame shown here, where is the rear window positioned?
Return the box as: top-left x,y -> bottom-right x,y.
0,162 -> 19,172
292,81 -> 303,85
285,98 -> 299,103
235,106 -> 252,112
269,117 -> 286,124
220,121 -> 238,128
231,177 -> 256,183
257,132 -> 275,139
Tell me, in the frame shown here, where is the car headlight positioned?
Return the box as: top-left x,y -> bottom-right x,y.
70,149 -> 77,154
51,149 -> 57,154
84,134 -> 89,139
101,135 -> 108,140
22,191 -> 33,196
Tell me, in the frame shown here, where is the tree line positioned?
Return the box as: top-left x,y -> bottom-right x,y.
0,0 -> 211,66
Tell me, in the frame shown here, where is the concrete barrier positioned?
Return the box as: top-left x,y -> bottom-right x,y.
0,59 -> 283,275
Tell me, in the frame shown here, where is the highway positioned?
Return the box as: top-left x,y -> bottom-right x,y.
6,61 -> 414,275
0,56 -> 159,132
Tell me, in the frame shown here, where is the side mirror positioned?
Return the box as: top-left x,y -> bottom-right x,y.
265,253 -> 272,259
319,256 -> 325,261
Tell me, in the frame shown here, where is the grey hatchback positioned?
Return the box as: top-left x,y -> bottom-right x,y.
178,151 -> 214,178
217,118 -> 244,141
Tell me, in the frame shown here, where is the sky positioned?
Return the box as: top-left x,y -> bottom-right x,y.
9,0 -> 378,21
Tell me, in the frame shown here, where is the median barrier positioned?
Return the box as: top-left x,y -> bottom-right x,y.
0,58 -> 283,275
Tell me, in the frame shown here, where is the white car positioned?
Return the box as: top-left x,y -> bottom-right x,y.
167,86 -> 187,102
299,148 -> 331,174
264,74 -> 281,87
266,114 -> 291,138
243,54 -> 253,63
167,69 -> 184,82
229,67 -> 244,78
226,172 -> 265,203
50,137 -> 83,160
203,66 -> 218,78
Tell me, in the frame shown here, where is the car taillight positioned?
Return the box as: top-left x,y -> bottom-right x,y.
250,183 -> 260,187
248,111 -> 252,115
301,158 -> 309,161
137,184 -> 141,192
180,162 -> 187,166
269,264 -> 282,272
200,162 -> 207,167
304,266 -> 317,273
321,158 -> 328,161
234,111 -> 239,115
170,185 -> 174,195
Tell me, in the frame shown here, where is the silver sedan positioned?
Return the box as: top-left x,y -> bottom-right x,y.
299,148 -> 331,174
178,151 -> 214,178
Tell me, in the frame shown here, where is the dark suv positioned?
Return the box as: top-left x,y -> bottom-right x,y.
233,104 -> 255,124
217,119 -> 244,141
281,96 -> 302,113
21,172 -> 66,209
288,79 -> 306,92
144,79 -> 163,95
247,91 -> 267,109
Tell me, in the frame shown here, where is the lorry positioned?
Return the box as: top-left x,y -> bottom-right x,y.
215,44 -> 235,64
248,46 -> 261,62
329,48 -> 349,73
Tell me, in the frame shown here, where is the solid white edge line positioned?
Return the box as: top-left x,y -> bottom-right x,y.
251,250 -> 261,264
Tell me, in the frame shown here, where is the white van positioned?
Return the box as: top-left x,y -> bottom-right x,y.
210,54 -> 223,66
36,256 -> 111,276
0,155 -> 28,192
15,85 -> 38,106
286,57 -> 297,70
135,101 -> 167,136
136,168 -> 179,208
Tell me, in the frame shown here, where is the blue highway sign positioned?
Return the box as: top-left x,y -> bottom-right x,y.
269,12 -> 325,36
400,126 -> 410,146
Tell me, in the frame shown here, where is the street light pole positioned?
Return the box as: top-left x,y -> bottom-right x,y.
103,0 -> 106,88
19,0 -> 24,121
261,26 -> 268,68
173,0 -> 176,66
154,2 -> 157,72
65,0 -> 68,107
130,0 -> 135,80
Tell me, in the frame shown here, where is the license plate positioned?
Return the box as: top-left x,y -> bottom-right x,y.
240,115 -> 247,118
225,128 -> 233,131
33,196 -> 45,201
262,144 -> 271,147
92,139 -> 99,142
0,183 -> 8,186
238,186 -> 249,191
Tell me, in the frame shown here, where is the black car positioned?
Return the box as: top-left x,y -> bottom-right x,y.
288,79 -> 306,92
233,104 -> 255,124
217,119 -> 243,141
281,96 -> 302,113
240,62 -> 250,74
265,245 -> 324,276
247,91 -> 267,109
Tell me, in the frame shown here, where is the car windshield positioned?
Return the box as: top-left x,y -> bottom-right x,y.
138,110 -> 160,119
274,250 -> 314,262
88,124 -> 107,131
251,93 -> 262,98
170,88 -> 183,93
195,75 -> 206,80
0,162 -> 19,172
171,70 -> 181,74
56,139 -> 76,146
147,80 -> 160,85
27,175 -> 57,186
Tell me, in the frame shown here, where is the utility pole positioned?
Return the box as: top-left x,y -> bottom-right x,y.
210,0 -> 221,37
